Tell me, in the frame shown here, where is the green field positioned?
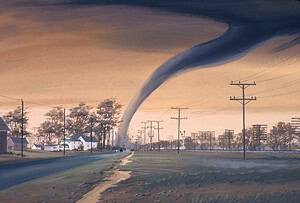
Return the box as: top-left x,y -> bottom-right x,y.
102,151 -> 300,203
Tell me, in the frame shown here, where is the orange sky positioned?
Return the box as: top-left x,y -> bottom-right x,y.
0,3 -> 299,139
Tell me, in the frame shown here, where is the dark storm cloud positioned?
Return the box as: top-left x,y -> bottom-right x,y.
4,0 -> 300,144
115,0 -> 300,143
62,0 -> 300,23
273,36 -> 300,52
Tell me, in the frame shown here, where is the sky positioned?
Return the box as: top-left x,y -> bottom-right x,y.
0,0 -> 300,141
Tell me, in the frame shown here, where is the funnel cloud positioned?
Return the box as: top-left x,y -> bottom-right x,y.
116,1 -> 300,146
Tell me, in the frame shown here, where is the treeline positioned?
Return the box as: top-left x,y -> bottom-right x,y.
216,122 -> 299,151
141,121 -> 300,151
3,98 -> 122,150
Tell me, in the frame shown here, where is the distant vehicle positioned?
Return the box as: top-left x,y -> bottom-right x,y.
111,146 -> 126,152
44,145 -> 60,152
31,144 -> 43,150
59,144 -> 70,151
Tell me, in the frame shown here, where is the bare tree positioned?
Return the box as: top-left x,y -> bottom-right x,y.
184,136 -> 194,150
95,98 -> 122,150
67,102 -> 92,135
37,106 -> 64,144
3,106 -> 29,137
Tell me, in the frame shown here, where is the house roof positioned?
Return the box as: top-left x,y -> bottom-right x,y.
69,134 -> 97,142
0,117 -> 9,131
69,134 -> 82,141
10,137 -> 28,144
80,135 -> 97,142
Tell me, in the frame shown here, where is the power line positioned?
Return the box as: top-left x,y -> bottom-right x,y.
258,89 -> 300,99
256,68 -> 300,84
240,53 -> 299,82
250,78 -> 300,96
0,94 -> 20,101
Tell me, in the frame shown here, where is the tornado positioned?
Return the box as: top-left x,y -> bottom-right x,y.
117,18 -> 300,146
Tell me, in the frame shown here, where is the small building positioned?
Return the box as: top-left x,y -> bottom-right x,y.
44,145 -> 59,152
7,137 -> 29,151
31,144 -> 43,150
78,135 -> 98,151
62,135 -> 97,151
0,117 -> 9,154
63,135 -> 83,150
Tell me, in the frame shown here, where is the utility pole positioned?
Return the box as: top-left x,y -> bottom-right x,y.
136,132 -> 143,151
224,129 -> 234,151
21,99 -> 24,158
230,81 -> 256,160
171,107 -> 188,154
252,124 -> 267,151
137,129 -> 143,149
154,121 -> 163,151
291,118 -> 300,150
90,117 -> 93,153
63,108 -> 66,156
111,128 -> 114,148
191,132 -> 197,150
147,120 -> 155,150
141,121 -> 147,145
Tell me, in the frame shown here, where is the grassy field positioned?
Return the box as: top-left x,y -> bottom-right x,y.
101,151 -> 300,203
0,152 -> 128,203
0,150 -> 102,165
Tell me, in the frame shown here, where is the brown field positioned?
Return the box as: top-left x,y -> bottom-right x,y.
101,151 -> 300,203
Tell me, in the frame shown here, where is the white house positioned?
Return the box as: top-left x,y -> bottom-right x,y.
61,135 -> 97,151
78,135 -> 98,151
62,135 -> 82,150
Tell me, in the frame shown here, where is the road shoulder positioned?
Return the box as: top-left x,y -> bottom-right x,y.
0,152 -> 128,203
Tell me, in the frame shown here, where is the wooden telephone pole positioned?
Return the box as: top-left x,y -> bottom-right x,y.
141,121 -> 147,145
154,121 -> 163,151
252,124 -> 267,151
63,108 -> 66,155
90,117 -> 93,153
147,120 -> 155,150
21,99 -> 24,157
230,81 -> 256,160
171,107 -> 188,154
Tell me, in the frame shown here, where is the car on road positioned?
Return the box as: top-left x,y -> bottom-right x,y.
59,144 -> 70,151
44,145 -> 60,152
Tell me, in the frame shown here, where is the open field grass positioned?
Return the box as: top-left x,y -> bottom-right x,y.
101,151 -> 300,203
0,152 -> 128,203
0,150 -> 106,165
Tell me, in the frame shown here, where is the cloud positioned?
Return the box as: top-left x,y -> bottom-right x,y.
273,36 -> 300,52
117,1 -> 300,145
